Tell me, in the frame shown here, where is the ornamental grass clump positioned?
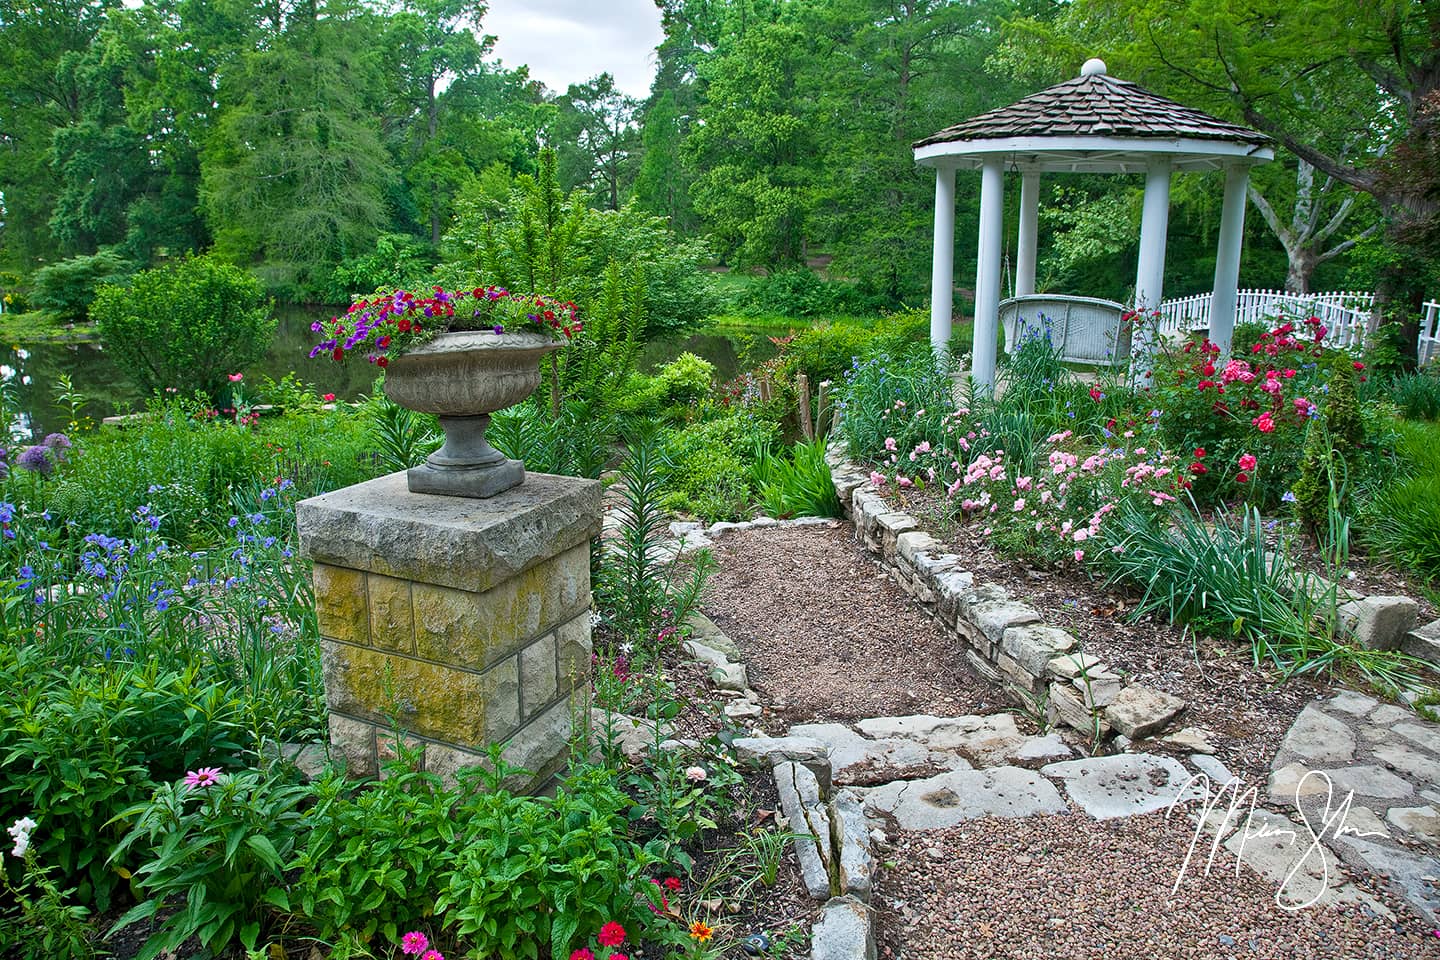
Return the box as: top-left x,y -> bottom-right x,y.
309,285 -> 581,370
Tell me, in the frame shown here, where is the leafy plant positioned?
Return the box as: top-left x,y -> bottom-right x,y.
92,253 -> 275,400
750,438 -> 842,519
109,770 -> 310,959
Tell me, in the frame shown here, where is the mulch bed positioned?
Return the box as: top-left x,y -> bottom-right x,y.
699,522 -> 1004,729
875,812 -> 1429,960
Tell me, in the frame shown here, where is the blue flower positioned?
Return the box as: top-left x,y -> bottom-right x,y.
1281,491 -> 1297,503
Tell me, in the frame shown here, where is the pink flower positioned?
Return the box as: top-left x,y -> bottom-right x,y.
570,950 -> 596,960
401,932 -> 429,956
897,476 -> 913,488
1237,454 -> 1257,472
884,437 -> 897,451
1073,549 -> 1085,562
1012,498 -> 1026,512
597,922 -> 626,947
322,392 -> 336,402
421,952 -> 444,960
869,471 -> 887,487
227,373 -> 243,382
1073,529 -> 1089,542
184,767 -> 222,789
684,766 -> 707,783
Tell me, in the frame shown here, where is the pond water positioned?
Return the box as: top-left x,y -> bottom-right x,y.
7,306 -> 787,437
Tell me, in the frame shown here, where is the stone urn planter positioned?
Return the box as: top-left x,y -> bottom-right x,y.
382,330 -> 563,498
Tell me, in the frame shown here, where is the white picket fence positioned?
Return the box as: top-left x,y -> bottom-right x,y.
1156,288 -> 1440,364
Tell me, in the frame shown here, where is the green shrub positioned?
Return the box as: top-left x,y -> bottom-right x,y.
93,254 -> 275,400
662,414 -> 778,521
324,233 -> 435,304
778,322 -> 870,385
735,268 -> 885,319
31,252 -> 134,323
489,397 -> 613,478
656,352 -> 715,408
840,342 -> 956,468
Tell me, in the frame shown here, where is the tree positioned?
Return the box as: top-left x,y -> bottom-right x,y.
687,18 -> 818,267
633,89 -> 695,231
200,5 -> 396,292
551,74 -> 639,210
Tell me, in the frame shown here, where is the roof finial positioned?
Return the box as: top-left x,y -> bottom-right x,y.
1080,58 -> 1107,77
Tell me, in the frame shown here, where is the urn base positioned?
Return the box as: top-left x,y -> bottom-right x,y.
407,458 -> 525,499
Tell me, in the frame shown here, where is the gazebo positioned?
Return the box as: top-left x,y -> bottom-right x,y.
914,59 -> 1274,389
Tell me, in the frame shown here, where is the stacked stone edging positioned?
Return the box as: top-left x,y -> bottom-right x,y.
822,440 -> 1193,745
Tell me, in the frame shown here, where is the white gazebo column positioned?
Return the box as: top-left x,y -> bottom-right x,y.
1130,158 -> 1172,382
1209,163 -> 1250,355
1133,159 -> 1172,310
972,157 -> 1005,391
1015,171 -> 1040,297
929,165 -> 956,355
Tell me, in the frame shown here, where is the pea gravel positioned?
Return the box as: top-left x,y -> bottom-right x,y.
876,812 -> 1432,959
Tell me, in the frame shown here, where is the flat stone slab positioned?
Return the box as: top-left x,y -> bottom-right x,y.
790,722 -> 970,782
1319,764 -> 1416,801
1374,743 -> 1440,786
1012,733 -> 1074,762
298,471 -> 601,593
860,766 -> 1066,830
1278,704 -> 1357,764
774,761 -> 834,901
1223,809 -> 1386,913
1042,754 -> 1204,820
850,713 -> 1028,766
1330,832 -> 1440,924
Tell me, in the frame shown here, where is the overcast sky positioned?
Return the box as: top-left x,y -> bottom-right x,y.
485,0 -> 663,99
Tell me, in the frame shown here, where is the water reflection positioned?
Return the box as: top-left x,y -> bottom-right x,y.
10,308 -> 790,435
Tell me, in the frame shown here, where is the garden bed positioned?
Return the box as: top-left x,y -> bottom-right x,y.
700,522 -> 1003,727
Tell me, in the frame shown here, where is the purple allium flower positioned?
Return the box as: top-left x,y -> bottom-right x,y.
15,446 -> 52,476
43,433 -> 70,451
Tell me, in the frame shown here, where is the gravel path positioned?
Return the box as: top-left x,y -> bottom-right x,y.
877,812 -> 1428,959
701,523 -> 1000,726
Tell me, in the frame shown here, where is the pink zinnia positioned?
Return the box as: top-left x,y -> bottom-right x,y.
421,951 -> 444,960
569,950 -> 595,960
183,767 -> 222,789
401,932 -> 429,956
597,922 -> 626,947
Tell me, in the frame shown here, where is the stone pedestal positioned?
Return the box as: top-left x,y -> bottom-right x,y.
296,471 -> 601,791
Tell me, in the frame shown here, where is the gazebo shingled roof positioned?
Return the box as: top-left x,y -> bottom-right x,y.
915,73 -> 1272,148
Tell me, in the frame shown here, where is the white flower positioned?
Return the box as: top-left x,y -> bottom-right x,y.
10,836 -> 27,858
684,766 -> 708,783
7,817 -> 35,841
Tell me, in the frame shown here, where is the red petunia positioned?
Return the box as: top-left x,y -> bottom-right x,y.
332,347 -> 344,362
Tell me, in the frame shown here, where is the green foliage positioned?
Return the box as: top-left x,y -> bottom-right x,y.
735,269 -> 883,319
324,234 -> 436,304
293,761 -> 461,945
656,352 -> 716,408
1388,370 -> 1440,421
92,254 -> 275,401
0,843 -> 97,960
751,438 -> 842,519
660,415 -> 779,522
595,426 -> 715,642
1291,424 -> 1340,534
840,342 -> 957,471
30,252 -> 134,324
778,322 -> 871,385
446,148 -> 713,338
361,390 -> 443,474
489,397 -> 613,479
0,648 -> 253,912
1364,421 -> 1440,580
436,763 -> 659,959
110,770 -> 310,959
